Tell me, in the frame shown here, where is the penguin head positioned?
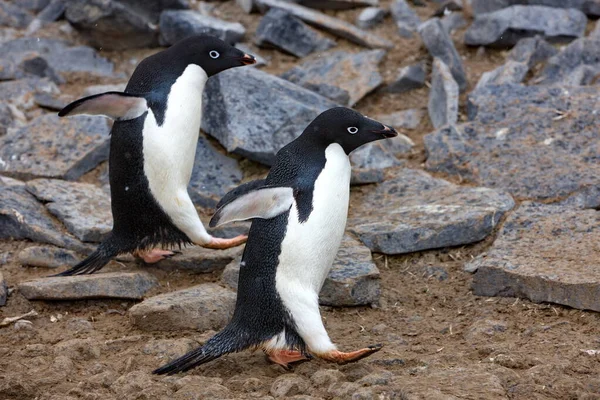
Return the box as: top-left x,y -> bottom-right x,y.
166,35 -> 256,77
306,107 -> 398,154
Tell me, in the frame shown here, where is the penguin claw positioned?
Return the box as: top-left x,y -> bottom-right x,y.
201,235 -> 247,250
134,249 -> 176,264
266,350 -> 311,369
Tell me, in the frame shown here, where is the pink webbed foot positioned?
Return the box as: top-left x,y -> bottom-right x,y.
200,235 -> 247,250
316,344 -> 383,364
133,249 -> 177,264
266,350 -> 311,369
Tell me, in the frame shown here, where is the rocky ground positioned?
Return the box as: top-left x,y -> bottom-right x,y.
1,0 -> 600,399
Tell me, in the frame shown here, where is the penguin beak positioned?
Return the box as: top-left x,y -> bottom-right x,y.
238,53 -> 257,66
372,125 -> 398,138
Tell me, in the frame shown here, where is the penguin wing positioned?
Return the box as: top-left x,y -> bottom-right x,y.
210,185 -> 294,228
58,91 -> 148,121
216,179 -> 266,209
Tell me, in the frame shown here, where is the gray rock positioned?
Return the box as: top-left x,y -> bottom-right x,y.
202,67 -> 338,165
375,108 -> 424,130
418,18 -> 467,91
431,0 -> 463,17
427,85 -> 600,200
508,36 -> 557,68
0,114 -> 110,181
348,168 -> 514,254
18,245 -> 82,268
82,83 -> 127,97
282,50 -> 385,106
129,283 -> 235,332
66,317 -> 93,332
188,134 -> 242,209
350,169 -> 385,185
387,62 -> 425,93
18,55 -> 64,85
591,19 -> 600,39
33,93 -> 72,111
118,0 -> 188,21
0,104 -> 13,136
0,0 -> 33,28
220,256 -> 241,290
54,338 -> 100,360
471,0 -> 600,17
26,179 -> 112,243
18,0 -> 50,12
159,10 -> 246,46
356,7 -> 387,30
19,272 -> 158,300
0,271 -> 6,306
255,0 -> 393,49
475,60 -> 529,90
156,245 -> 243,273
536,38 -> 600,85
320,235 -> 380,306
349,133 -> 413,180
0,78 -> 58,110
464,6 -> 587,47
467,202 -> 600,312
390,0 -> 421,37
142,338 -> 198,362
428,58 -> 458,129
440,12 -> 466,34
38,0 -> 66,22
270,374 -> 309,398
254,8 -> 335,58
296,0 -> 379,9
236,43 -> 268,67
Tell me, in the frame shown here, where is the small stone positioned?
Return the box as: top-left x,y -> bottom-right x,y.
357,371 -> 393,386
387,63 -> 425,93
159,10 -> 246,46
349,132 -> 412,179
0,0 -> 33,28
13,320 -> 35,331
428,58 -> 458,129
255,0 -> 393,49
536,38 -> 600,86
375,108 -> 424,130
26,179 -> 112,242
419,265 -> 449,281
18,246 -> 81,269
440,12 -> 467,34
270,374 -> 309,398
82,83 -> 127,97
297,0 -> 379,9
129,283 -> 235,332
142,338 -> 198,362
464,319 -> 507,342
390,0 -> 421,37
353,388 -> 376,400
464,6 -> 587,47
0,78 -> 58,110
349,168 -> 514,254
471,0 -> 600,18
156,245 -> 243,273
310,369 -> 345,387
220,256 -> 241,290
508,36 -> 557,68
356,7 -> 387,30
418,18 -> 467,91
66,317 -> 93,333
54,338 -> 101,361
173,383 -> 232,400
474,60 -> 529,90
111,371 -> 157,399
18,272 -> 158,301
328,382 -> 361,397
255,8 -> 335,58
0,271 -> 6,306
33,92 -> 71,111
431,0 -> 463,17
282,49 -> 385,106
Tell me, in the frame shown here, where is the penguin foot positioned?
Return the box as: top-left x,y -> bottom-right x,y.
134,249 -> 177,264
266,350 -> 311,369
319,344 -> 383,365
201,235 -> 247,250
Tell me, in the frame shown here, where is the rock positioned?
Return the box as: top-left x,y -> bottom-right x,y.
428,58 -> 458,129
375,108 -> 424,130
281,49 -> 385,106
254,8 -> 335,58
475,60 -> 529,90
418,18 -> 467,91
0,271 -> 6,306
536,38 -> 600,86
18,0 -> 50,12
142,338 -> 198,362
26,179 -> 112,242
467,202 -> 600,311
0,114 -> 110,181
320,235 -> 380,306
348,168 -> 514,254
0,78 -> 58,110
14,320 -> 34,331
18,246 -> 82,269
66,317 -> 93,332
390,0 -> 421,37
0,104 -> 13,136
440,12 -> 467,34
591,19 -> 600,39
188,134 -> 242,209
255,0 -> 393,49
311,369 -> 345,387
471,0 -> 600,17
401,368 -> 506,399
173,383 -> 231,400
37,0 -> 66,22
356,7 -> 387,30
270,374 -> 309,398
508,36 -> 557,68
118,0 -> 189,21
129,283 -> 235,332
18,55 -> 64,85
0,185 -> 89,253
296,0 -> 379,9
202,67 -> 338,165
55,338 -> 101,360
156,245 -> 243,273
159,10 -> 246,46
19,272 -> 158,300
0,0 -> 33,28
82,83 -> 126,97
427,85 -> 600,200
431,0 -> 462,17
464,6 -> 587,47
349,133 -> 413,181
220,256 -> 241,290
387,62 -> 425,93
34,93 -> 71,111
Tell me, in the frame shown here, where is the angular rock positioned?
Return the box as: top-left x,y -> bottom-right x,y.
0,104 -> 13,136
18,0 -> 50,12
431,0 -> 463,17
129,283 -> 235,332
428,58 -> 458,129
142,338 -> 198,362
159,10 -> 246,46
536,38 -> 600,86
34,93 -> 72,111
508,36 -> 557,68
467,202 -> 600,312
282,49 -> 385,106
348,168 -> 514,254
0,271 -> 6,306
440,12 -> 466,34
0,114 -> 110,181
356,7 -> 387,30
156,245 -> 243,273
387,62 -> 425,93
202,67 -> 338,165
83,83 -> 126,97
0,0 -> 33,28
297,0 -> 379,9
0,78 -> 58,110
475,60 -> 528,90
464,6 -> 587,47
320,235 -> 380,306
220,256 -> 242,290
19,55 -> 64,85
427,85 -> 600,199
418,18 -> 467,91
38,0 -> 66,22
18,245 -> 82,269
270,374 -> 310,398
255,0 -> 393,49
390,0 -> 421,37
118,0 -> 188,21
254,8 -> 335,58
19,272 -> 158,300
375,108 -> 424,130
471,0 -> 600,18
350,133 -> 413,182
591,19 -> 600,40
26,179 -> 112,243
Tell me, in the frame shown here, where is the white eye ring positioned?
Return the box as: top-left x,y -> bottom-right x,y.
209,50 -> 220,59
347,126 -> 358,134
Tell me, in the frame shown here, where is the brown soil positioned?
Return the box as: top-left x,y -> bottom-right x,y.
2,2 -> 600,399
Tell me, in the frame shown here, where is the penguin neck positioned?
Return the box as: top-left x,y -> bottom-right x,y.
162,64 -> 208,131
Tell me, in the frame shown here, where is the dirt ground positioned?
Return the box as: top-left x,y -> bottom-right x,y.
2,1 -> 600,399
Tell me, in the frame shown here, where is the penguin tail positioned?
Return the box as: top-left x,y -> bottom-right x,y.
52,236 -> 120,277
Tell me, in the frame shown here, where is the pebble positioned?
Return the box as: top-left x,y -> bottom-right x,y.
159,10 -> 246,46
428,58 -> 458,129
386,62 -> 425,93
142,338 -> 198,362
0,271 -> 6,306
173,383 -> 232,400
54,338 -> 101,361
14,320 -> 34,331
18,246 -> 81,269
310,369 -> 345,387
270,374 -> 310,398
356,7 -> 388,30
390,0 -> 421,37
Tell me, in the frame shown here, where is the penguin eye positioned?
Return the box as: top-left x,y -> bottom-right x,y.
347,127 -> 358,135
209,50 -> 220,59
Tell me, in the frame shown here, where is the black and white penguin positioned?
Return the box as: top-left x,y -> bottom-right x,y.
153,107 -> 398,374
54,35 -> 255,276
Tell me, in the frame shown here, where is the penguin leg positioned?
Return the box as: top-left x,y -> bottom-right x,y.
266,350 -> 311,368
133,249 -> 176,264
201,235 -> 248,249
316,345 -> 383,365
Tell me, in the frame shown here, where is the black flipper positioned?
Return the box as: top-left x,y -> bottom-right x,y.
216,179 -> 266,209
52,235 -> 120,276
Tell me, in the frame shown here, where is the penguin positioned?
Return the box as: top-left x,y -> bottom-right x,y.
53,35 -> 256,276
153,107 -> 398,375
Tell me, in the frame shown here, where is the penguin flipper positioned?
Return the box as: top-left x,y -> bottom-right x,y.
58,91 -> 148,121
210,186 -> 294,228
51,238 -> 119,276
216,179 -> 266,209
